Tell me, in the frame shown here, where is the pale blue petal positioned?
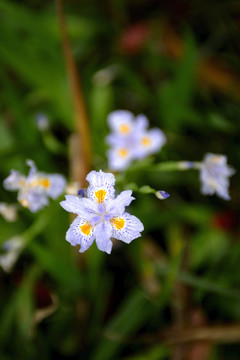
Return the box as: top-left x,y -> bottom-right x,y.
111,212 -> 144,244
135,128 -> 166,158
106,133 -> 127,147
107,147 -> 133,171
86,170 -> 115,203
135,114 -> 149,131
105,190 -> 135,217
66,216 -> 95,252
3,170 -> 26,191
107,110 -> 134,134
45,174 -> 66,199
60,195 -> 98,221
26,159 -> 38,177
18,189 -> 49,213
200,153 -> 234,200
94,221 -> 113,254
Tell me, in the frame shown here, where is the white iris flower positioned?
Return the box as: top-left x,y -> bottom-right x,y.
60,170 -> 144,254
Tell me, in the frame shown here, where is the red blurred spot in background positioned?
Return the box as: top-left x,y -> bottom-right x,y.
211,211 -> 237,231
119,22 -> 150,54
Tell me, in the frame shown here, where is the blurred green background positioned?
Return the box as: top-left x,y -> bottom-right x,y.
0,0 -> 240,359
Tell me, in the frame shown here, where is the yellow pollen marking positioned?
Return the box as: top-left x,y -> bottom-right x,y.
18,179 -> 26,186
210,156 -> 222,163
95,189 -> 107,204
119,124 -> 130,134
80,222 -> 93,236
117,148 -> 128,158
20,199 -> 29,208
111,217 -> 125,230
38,178 -> 51,188
141,136 -> 151,147
29,178 -> 51,189
209,178 -> 217,189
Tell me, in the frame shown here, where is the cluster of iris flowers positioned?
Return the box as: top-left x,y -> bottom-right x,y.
1,110 -> 235,258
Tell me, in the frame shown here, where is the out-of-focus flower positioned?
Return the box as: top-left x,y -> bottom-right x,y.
0,202 -> 18,222
155,190 -> 170,200
0,236 -> 24,272
3,160 -> 66,212
35,113 -> 49,132
106,110 -> 166,171
200,153 -> 235,200
60,170 -> 144,254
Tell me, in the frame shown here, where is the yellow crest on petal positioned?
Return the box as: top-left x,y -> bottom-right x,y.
80,222 -> 93,236
20,199 -> 29,208
210,156 -> 222,164
117,148 -> 128,158
119,124 -> 130,134
141,136 -> 151,147
38,178 -> 51,189
95,189 -> 107,204
110,217 -> 125,230
29,177 -> 51,189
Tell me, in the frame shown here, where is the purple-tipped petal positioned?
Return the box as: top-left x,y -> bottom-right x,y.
156,190 -> 170,200
86,170 -> 115,204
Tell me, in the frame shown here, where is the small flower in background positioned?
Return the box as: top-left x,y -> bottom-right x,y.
200,153 -> 235,200
0,236 -> 24,272
155,190 -> 170,200
35,113 -> 49,132
60,170 -> 144,254
106,110 -> 166,171
3,160 -> 66,212
0,202 -> 18,222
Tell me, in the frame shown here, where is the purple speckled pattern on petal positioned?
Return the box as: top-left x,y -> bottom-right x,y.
60,170 -> 144,254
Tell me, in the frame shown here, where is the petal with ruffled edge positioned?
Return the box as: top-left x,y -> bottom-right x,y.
135,128 -> 166,159
200,173 -> 231,200
86,170 -> 115,204
110,212 -> 144,244
107,110 -> 134,136
94,221 -> 113,254
200,154 -> 235,200
107,147 -> 133,171
66,216 -> 95,253
105,190 -> 135,217
60,195 -> 98,222
3,170 -> 26,191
